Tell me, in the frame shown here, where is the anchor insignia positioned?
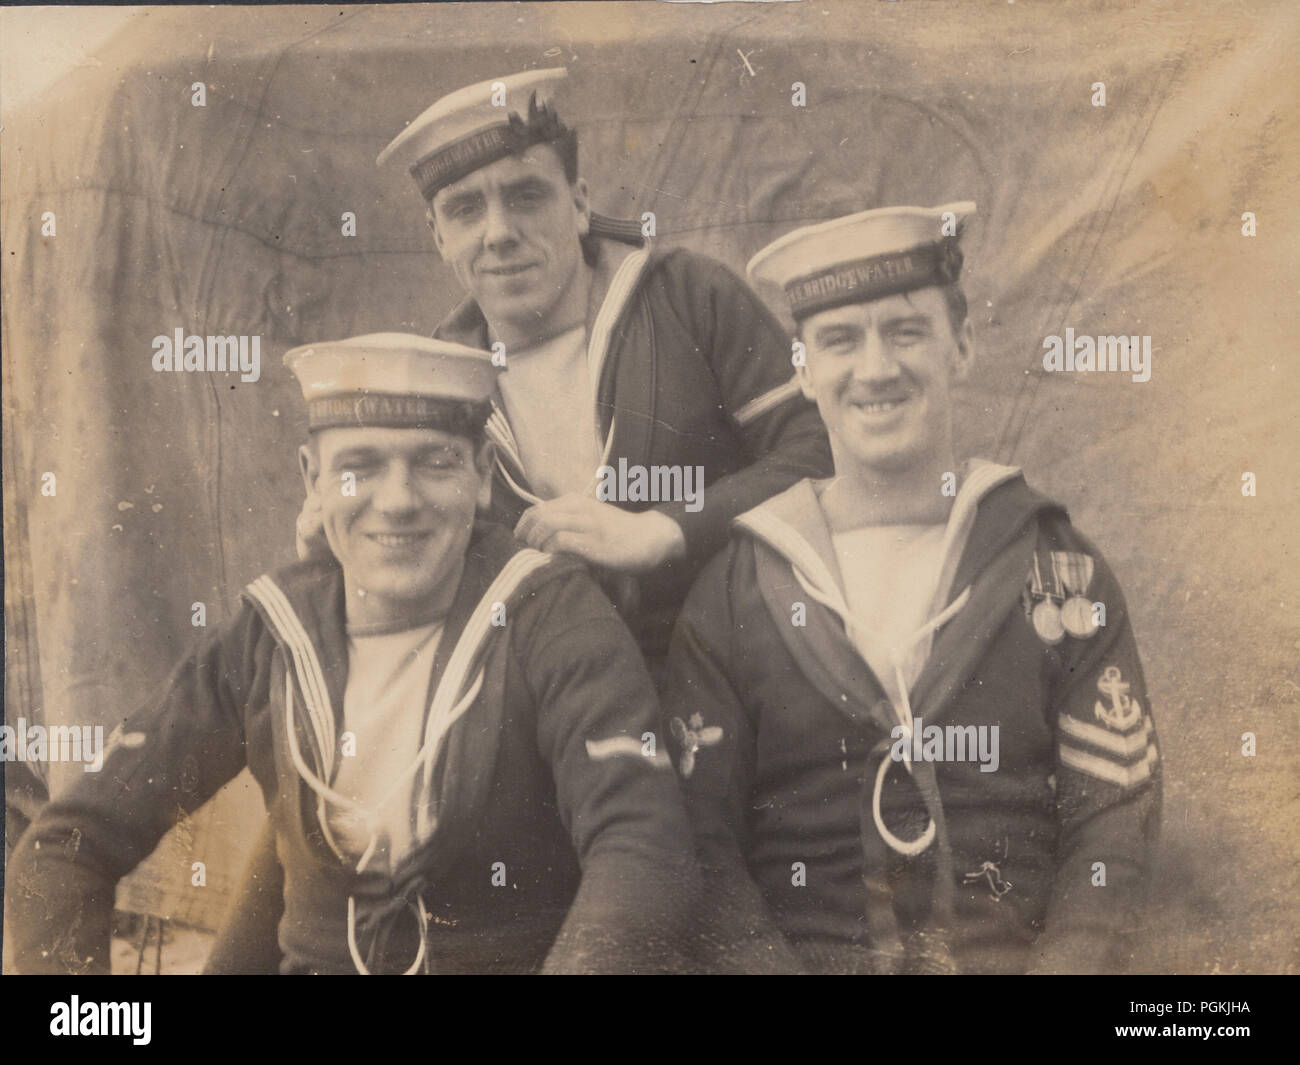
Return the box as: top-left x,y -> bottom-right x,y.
1093,665 -> 1142,731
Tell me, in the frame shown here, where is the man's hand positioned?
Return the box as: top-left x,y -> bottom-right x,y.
514,495 -> 686,573
295,495 -> 332,561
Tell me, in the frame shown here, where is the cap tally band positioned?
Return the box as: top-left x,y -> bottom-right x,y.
410,95 -> 566,201
309,393 -> 491,436
785,240 -> 964,320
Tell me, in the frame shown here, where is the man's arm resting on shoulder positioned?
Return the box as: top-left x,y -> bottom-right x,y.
651,250 -> 833,567
6,611 -> 257,973
1030,554 -> 1162,975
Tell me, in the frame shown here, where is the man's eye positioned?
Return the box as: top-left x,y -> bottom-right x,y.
509,189 -> 546,209
339,463 -> 379,482
447,202 -> 481,221
415,456 -> 458,473
890,329 -> 927,345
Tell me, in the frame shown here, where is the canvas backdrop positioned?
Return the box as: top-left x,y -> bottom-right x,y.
3,1 -> 1297,972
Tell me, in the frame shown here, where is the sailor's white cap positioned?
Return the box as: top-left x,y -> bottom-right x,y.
284,333 -> 499,432
377,68 -> 570,200
747,202 -> 976,320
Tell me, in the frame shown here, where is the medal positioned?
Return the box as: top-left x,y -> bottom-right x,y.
1032,598 -> 1065,644
1028,550 -> 1064,644
1052,551 -> 1098,639
1061,595 -> 1098,638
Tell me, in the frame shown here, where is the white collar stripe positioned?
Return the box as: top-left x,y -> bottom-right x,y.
415,548 -> 554,837
247,575 -> 336,770
740,509 -> 846,615
495,455 -> 543,506
248,576 -> 334,765
734,376 -> 802,427
586,249 -> 650,459
587,248 -> 650,395
487,405 -> 517,450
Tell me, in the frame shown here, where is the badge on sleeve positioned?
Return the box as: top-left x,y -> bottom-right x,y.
1058,664 -> 1158,789
669,713 -> 723,778
1093,665 -> 1142,731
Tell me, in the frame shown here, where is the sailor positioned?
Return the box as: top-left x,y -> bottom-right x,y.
661,203 -> 1161,974
9,333 -> 698,974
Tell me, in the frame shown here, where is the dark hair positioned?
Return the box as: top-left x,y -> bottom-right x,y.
505,93 -> 579,185
940,283 -> 968,337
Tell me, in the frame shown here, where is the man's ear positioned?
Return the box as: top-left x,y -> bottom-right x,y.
572,177 -> 590,238
951,318 -> 975,382
473,438 -> 495,511
426,206 -> 446,259
298,442 -> 320,500
795,334 -> 818,402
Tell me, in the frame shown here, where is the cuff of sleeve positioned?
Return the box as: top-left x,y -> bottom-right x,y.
653,499 -> 725,566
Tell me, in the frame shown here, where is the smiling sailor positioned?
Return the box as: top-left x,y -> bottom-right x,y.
661,203 -> 1162,974
9,333 -> 698,975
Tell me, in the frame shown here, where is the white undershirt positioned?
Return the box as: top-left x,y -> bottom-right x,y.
831,524 -> 948,709
327,621 -> 444,874
496,325 -> 601,498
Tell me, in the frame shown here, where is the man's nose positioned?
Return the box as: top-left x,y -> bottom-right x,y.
371,462 -> 420,515
482,197 -> 518,250
852,329 -> 900,383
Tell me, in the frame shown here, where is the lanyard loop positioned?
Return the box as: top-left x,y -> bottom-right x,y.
792,570 -> 971,857
346,893 -> 429,976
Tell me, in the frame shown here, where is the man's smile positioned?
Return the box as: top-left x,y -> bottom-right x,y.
479,261 -> 540,277
845,390 -> 914,421
365,531 -> 434,549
